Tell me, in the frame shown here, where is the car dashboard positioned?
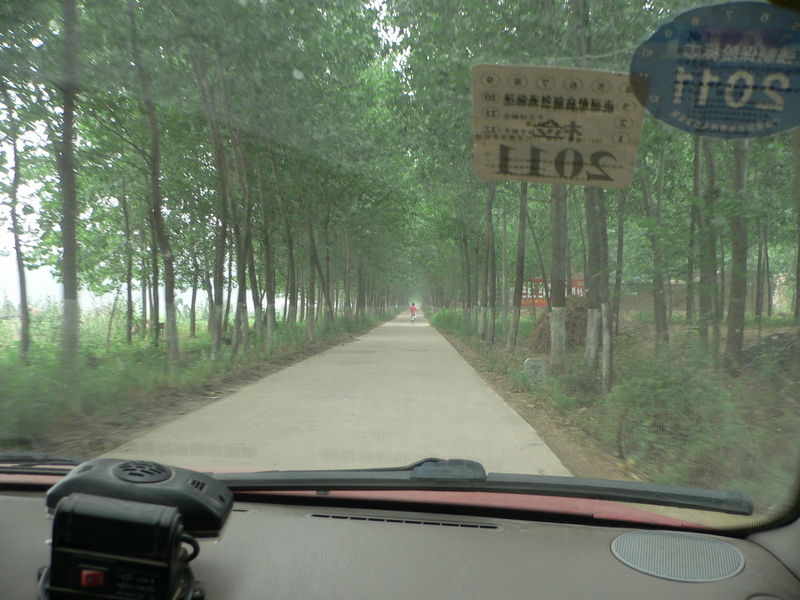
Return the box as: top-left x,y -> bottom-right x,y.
3,487 -> 800,600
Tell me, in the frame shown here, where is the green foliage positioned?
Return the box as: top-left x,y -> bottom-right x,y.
0,346 -> 60,441
547,354 -> 602,413
429,309 -> 474,338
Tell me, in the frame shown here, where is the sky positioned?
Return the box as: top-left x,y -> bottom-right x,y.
0,145 -> 119,311
0,226 -> 64,308
0,238 -> 119,312
0,250 -> 62,306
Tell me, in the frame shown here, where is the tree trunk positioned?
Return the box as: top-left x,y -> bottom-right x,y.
229,216 -> 250,359
140,248 -> 148,338
190,258 -> 199,338
602,302 -> 613,394
472,191 -> 481,331
258,170 -> 276,344
188,45 -> 229,359
642,153 -> 670,349
699,137 -> 720,354
687,205 -> 698,321
120,189 -> 134,345
343,228 -> 353,319
128,0 -> 179,374
717,233 -> 726,327
205,273 -> 213,334
526,211 -> 550,311
573,194 -> 588,280
755,218 -> 764,331
596,190 -> 612,392
356,259 -> 366,320
106,288 -> 120,354
507,183 -> 528,349
302,196 -> 335,335
462,228 -> 472,326
220,65 -> 252,358
247,232 -> 264,345
10,136 -> 31,359
1,84 -> 31,359
794,129 -> 800,324
299,269 -> 305,322
724,139 -> 749,373
231,237 -> 251,359
585,186 -> 612,385
307,244 -> 316,342
478,183 -> 494,338
765,224 -> 773,317
223,250 -> 233,338
612,191 -> 625,336
688,136 -> 702,322
487,192 -> 497,344
322,206 -> 334,327
148,222 -> 159,345
584,187 -> 602,370
565,199 -> 573,296
501,205 -> 508,334
550,185 -> 568,369
271,155 -> 297,324
59,0 -> 80,378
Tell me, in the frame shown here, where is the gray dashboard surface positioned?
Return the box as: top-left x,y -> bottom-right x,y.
2,492 -> 799,600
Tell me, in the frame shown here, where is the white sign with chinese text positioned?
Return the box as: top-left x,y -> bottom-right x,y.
472,65 -> 646,188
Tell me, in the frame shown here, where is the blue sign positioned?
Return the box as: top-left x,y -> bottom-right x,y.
630,2 -> 800,138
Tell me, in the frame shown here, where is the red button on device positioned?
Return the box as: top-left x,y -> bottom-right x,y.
80,569 -> 105,587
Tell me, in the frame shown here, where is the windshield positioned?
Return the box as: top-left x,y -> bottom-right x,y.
1,0 -> 799,532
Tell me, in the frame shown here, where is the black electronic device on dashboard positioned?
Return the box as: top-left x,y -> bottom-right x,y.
45,459 -> 234,537
40,459 -> 234,600
43,493 -> 198,600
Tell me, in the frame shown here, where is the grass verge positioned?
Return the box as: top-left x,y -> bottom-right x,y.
0,311 -> 393,451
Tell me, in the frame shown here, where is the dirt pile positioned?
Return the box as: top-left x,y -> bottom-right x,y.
742,329 -> 800,371
529,295 -> 589,354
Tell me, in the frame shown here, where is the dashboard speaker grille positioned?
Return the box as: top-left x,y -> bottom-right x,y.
112,460 -> 172,484
611,531 -> 745,582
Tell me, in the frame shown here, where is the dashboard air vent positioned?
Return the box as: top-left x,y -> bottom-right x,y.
309,513 -> 500,530
189,478 -> 208,493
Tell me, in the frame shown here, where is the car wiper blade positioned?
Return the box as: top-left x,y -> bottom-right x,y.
219,458 -> 485,487
487,473 -> 754,516
0,451 -> 83,468
214,458 -> 753,516
366,457 -> 487,480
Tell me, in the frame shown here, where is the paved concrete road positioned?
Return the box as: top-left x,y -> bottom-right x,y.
105,313 -> 570,476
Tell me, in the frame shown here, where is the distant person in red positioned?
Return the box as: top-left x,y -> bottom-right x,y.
410,303 -> 418,322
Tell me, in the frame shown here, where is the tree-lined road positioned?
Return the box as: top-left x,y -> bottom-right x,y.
105,313 -> 570,476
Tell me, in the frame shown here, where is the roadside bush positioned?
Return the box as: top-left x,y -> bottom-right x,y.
0,348 -> 60,443
430,309 -> 800,505
547,353 -> 601,412
429,309 -> 474,338
587,345 -> 753,488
